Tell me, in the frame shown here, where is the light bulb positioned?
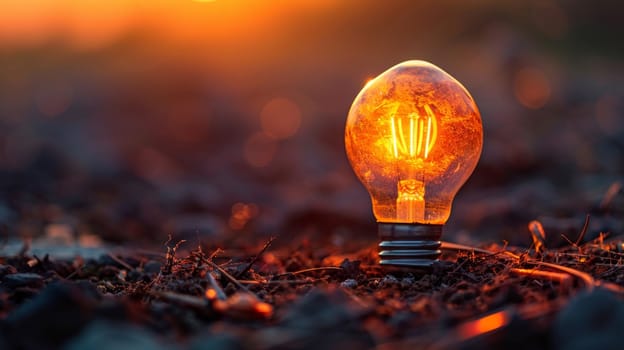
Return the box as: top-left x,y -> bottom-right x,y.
345,60 -> 483,270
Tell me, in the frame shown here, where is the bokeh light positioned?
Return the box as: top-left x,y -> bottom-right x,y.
260,97 -> 302,140
513,67 -> 551,110
229,202 -> 259,230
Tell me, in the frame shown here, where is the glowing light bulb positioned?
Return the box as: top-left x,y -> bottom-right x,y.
345,60 -> 483,270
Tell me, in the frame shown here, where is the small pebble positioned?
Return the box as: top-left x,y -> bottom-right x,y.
143,261 -> 162,274
554,288 -> 624,350
339,259 -> 361,275
400,277 -> 415,288
0,264 -> 18,278
340,279 -> 358,288
380,275 -> 399,287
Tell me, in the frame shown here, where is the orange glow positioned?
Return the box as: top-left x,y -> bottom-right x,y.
229,202 -> 259,230
0,1 -> 335,49
0,1 -> 137,49
205,288 -> 218,300
262,252 -> 278,265
458,311 -> 509,339
214,292 -> 273,319
345,60 -> 482,224
254,302 -> 274,317
510,268 -> 572,284
363,78 -> 375,89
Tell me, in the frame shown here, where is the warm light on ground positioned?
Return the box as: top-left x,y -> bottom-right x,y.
457,311 -> 509,339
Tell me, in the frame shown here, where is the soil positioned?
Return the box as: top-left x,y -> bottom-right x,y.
1,221 -> 624,350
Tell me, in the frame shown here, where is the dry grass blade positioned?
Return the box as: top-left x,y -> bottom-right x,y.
600,181 -> 621,210
204,259 -> 253,294
238,279 -> 314,285
526,260 -> 594,292
528,220 -> 546,254
510,268 -> 572,285
290,266 -> 343,275
206,272 -> 227,300
575,214 -> 590,246
441,241 -> 516,260
236,236 -> 276,278
107,253 -> 133,271
441,241 -> 596,292
155,291 -> 207,308
163,235 -> 186,275
273,266 -> 343,278
208,247 -> 223,260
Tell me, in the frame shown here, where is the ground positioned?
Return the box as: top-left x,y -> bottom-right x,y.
1,205 -> 624,349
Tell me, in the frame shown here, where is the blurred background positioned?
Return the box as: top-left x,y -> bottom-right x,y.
0,0 -> 622,252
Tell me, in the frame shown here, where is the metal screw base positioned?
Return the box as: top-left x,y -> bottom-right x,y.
378,223 -> 443,272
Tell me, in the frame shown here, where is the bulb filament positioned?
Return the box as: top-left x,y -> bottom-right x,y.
389,104 -> 438,222
390,104 -> 437,160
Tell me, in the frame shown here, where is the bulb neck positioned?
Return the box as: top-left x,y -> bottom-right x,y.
378,223 -> 443,272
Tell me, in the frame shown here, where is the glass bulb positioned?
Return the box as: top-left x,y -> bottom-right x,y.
345,60 -> 482,269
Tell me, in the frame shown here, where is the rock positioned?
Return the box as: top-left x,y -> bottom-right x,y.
0,264 -> 17,278
5,281 -> 99,349
380,275 -> 399,287
339,259 -> 362,276
400,277 -> 415,288
340,279 -> 358,288
64,321 -> 171,350
144,260 -> 162,274
554,288 -> 624,350
275,289 -> 374,350
1,273 -> 44,289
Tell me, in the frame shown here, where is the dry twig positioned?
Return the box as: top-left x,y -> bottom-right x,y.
236,236 -> 276,278
528,220 -> 546,254
107,253 -> 133,271
600,181 -> 621,210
